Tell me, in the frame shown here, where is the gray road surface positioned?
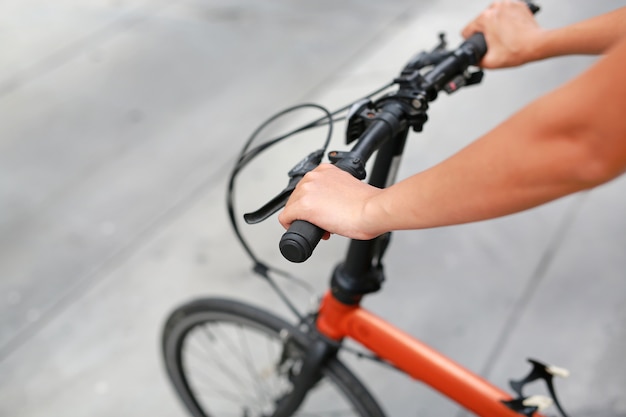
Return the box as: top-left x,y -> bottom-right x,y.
1,1 -> 625,416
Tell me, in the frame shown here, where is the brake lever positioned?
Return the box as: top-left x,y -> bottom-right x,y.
524,0 -> 540,14
243,149 -> 324,224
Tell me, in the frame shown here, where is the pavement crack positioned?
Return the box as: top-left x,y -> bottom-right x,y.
0,158 -> 233,363
479,192 -> 589,380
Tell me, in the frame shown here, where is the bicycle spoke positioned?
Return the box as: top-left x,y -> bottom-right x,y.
188,379 -> 259,408
235,322 -> 279,405
163,300 -> 382,417
183,357 -> 268,415
182,320 -> 307,416
211,321 -> 286,403
263,333 -> 285,397
183,339 -> 261,407
184,329 -> 264,407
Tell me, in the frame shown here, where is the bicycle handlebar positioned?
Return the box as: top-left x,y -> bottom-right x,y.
280,103 -> 405,262
279,3 -> 538,263
279,34 -> 489,263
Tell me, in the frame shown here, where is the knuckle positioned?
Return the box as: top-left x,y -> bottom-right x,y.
303,170 -> 319,181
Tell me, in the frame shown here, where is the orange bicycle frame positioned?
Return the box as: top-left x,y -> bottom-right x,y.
316,291 -> 545,417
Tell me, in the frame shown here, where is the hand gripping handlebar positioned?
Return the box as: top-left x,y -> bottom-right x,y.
279,34 -> 489,263
279,3 -> 539,263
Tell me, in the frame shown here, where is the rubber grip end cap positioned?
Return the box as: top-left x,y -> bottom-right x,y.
279,232 -> 312,263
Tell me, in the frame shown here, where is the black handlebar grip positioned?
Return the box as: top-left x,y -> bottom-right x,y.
279,220 -> 326,263
463,0 -> 538,65
463,32 -> 488,65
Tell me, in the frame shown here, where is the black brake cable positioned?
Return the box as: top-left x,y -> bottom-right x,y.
227,103 -> 335,320
226,82 -> 393,320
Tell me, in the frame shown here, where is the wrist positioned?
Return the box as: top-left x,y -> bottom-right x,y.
361,190 -> 393,239
521,28 -> 551,64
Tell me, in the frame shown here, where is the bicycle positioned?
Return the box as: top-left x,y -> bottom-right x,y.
161,3 -> 573,417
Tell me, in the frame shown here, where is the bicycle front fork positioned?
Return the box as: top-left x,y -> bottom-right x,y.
271,332 -> 339,417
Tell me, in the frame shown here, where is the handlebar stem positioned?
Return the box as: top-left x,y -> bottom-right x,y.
349,101 -> 406,163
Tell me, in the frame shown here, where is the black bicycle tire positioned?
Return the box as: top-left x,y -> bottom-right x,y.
162,297 -> 386,417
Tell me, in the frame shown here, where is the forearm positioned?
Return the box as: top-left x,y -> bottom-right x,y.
530,7 -> 626,60
371,119 -> 593,231
367,38 -> 626,233
463,4 -> 626,68
280,38 -> 626,240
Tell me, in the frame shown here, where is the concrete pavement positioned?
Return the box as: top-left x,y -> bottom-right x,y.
1,1 -> 625,416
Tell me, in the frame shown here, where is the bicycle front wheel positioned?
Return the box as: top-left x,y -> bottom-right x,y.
162,298 -> 385,417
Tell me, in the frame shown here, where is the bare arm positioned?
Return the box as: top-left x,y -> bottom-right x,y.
462,2 -> 626,68
279,38 -> 626,240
